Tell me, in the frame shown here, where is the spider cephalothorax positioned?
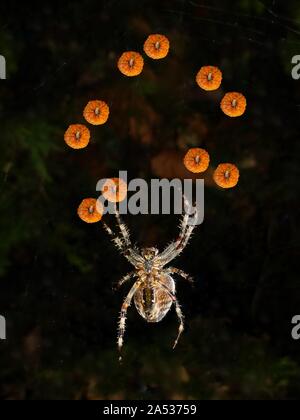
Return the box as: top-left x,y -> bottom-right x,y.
141,247 -> 159,259
102,197 -> 198,359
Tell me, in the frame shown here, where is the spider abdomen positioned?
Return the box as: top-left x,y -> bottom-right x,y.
134,274 -> 175,323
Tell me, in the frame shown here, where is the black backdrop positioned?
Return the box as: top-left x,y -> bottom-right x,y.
0,0 -> 299,400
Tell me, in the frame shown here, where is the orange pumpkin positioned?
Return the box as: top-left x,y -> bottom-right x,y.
143,34 -> 170,59
213,163 -> 240,188
102,178 -> 128,203
221,92 -> 247,117
196,66 -> 222,91
64,124 -> 90,149
117,51 -> 144,77
77,198 -> 103,223
183,148 -> 210,173
83,100 -> 110,125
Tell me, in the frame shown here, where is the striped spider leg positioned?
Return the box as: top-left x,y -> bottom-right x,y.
102,196 -> 198,360
102,204 -> 143,268
158,196 -> 198,267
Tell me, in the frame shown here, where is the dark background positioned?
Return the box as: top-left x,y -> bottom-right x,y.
0,0 -> 299,400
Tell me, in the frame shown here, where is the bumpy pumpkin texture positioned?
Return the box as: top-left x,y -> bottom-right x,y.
196,66 -> 222,91
64,124 -> 90,149
221,92 -> 247,117
213,163 -> 240,188
83,100 -> 110,125
183,148 -> 210,173
77,198 -> 103,223
117,51 -> 144,77
102,178 -> 128,203
143,34 -> 170,59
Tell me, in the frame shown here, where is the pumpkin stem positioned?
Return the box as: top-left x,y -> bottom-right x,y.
207,72 -> 213,81
111,185 -> 118,194
231,99 -> 237,108
195,155 -> 200,164
155,41 -> 160,50
75,131 -> 81,140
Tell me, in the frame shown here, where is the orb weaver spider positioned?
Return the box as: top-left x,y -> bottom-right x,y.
102,197 -> 198,359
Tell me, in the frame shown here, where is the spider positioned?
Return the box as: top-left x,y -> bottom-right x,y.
102,197 -> 198,359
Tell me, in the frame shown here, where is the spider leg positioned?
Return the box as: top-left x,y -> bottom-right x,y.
159,215 -> 197,266
114,271 -> 136,290
172,300 -> 185,349
154,279 -> 185,349
165,267 -> 194,284
102,221 -> 142,267
158,196 -> 198,266
114,206 -> 142,257
160,196 -> 191,256
102,221 -> 128,256
164,223 -> 196,265
117,279 -> 143,361
114,204 -> 131,247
